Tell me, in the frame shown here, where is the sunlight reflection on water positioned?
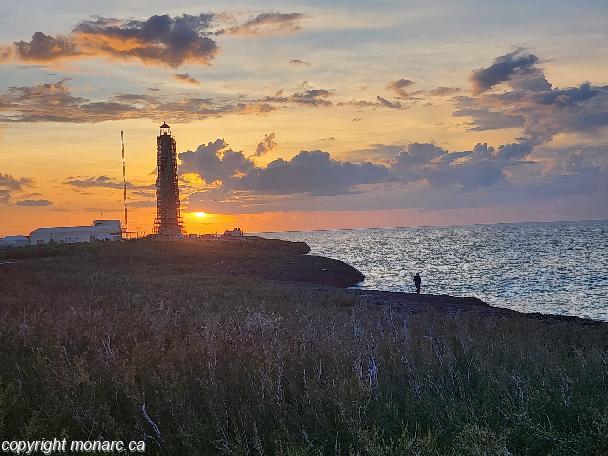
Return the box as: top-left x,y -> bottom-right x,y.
262,220 -> 608,320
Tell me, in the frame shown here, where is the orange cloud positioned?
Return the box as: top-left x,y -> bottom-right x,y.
2,11 -> 305,68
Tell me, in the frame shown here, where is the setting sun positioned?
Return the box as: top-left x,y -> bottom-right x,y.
193,211 -> 207,218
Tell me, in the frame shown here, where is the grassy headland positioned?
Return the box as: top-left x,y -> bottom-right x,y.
0,238 -> 606,455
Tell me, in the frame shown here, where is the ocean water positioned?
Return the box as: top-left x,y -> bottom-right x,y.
262,220 -> 608,321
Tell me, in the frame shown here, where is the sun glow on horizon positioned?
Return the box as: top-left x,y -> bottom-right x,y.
193,211 -> 207,218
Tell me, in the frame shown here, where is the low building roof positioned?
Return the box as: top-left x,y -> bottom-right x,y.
0,235 -> 29,241
30,225 -> 119,235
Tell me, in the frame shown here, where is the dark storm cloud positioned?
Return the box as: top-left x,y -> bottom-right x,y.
179,140 -> 390,197
179,139 -> 256,183
15,199 -> 53,206
239,151 -> 391,196
420,49 -> 608,212
14,32 -> 80,61
455,82 -> 608,142
390,143 -> 446,169
470,49 -> 550,94
424,144 -> 517,189
454,49 -> 608,145
389,141 -> 535,190
173,73 -> 200,85
5,14 -> 218,67
180,135 -> 538,209
182,134 -> 607,214
2,11 -> 304,67
493,141 -> 535,161
72,14 -> 217,67
255,132 -> 277,156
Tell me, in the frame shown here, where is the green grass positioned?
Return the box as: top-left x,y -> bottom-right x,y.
0,240 -> 607,455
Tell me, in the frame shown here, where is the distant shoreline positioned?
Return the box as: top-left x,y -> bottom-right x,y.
253,217 -> 608,235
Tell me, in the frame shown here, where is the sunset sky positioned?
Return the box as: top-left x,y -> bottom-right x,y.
1,0 -> 607,235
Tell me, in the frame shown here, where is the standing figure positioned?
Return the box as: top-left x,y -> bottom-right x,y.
413,273 -> 421,294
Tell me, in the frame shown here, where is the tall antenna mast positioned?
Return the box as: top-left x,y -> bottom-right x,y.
121,130 -> 128,232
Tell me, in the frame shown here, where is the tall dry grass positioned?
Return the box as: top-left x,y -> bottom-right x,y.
0,240 -> 606,455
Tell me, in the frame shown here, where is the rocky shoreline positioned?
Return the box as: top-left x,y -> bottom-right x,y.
249,237 -> 605,326
275,282 -> 607,326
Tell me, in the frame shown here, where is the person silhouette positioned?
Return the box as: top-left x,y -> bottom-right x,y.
413,273 -> 421,294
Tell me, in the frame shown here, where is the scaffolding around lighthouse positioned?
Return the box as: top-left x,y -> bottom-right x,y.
154,122 -> 184,236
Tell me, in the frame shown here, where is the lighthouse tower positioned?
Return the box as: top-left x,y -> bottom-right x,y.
154,122 -> 184,236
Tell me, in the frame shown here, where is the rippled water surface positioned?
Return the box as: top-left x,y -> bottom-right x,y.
263,220 -> 608,320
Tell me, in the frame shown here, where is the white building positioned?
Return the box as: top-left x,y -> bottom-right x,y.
29,220 -> 122,245
0,235 -> 30,249
223,227 -> 243,237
